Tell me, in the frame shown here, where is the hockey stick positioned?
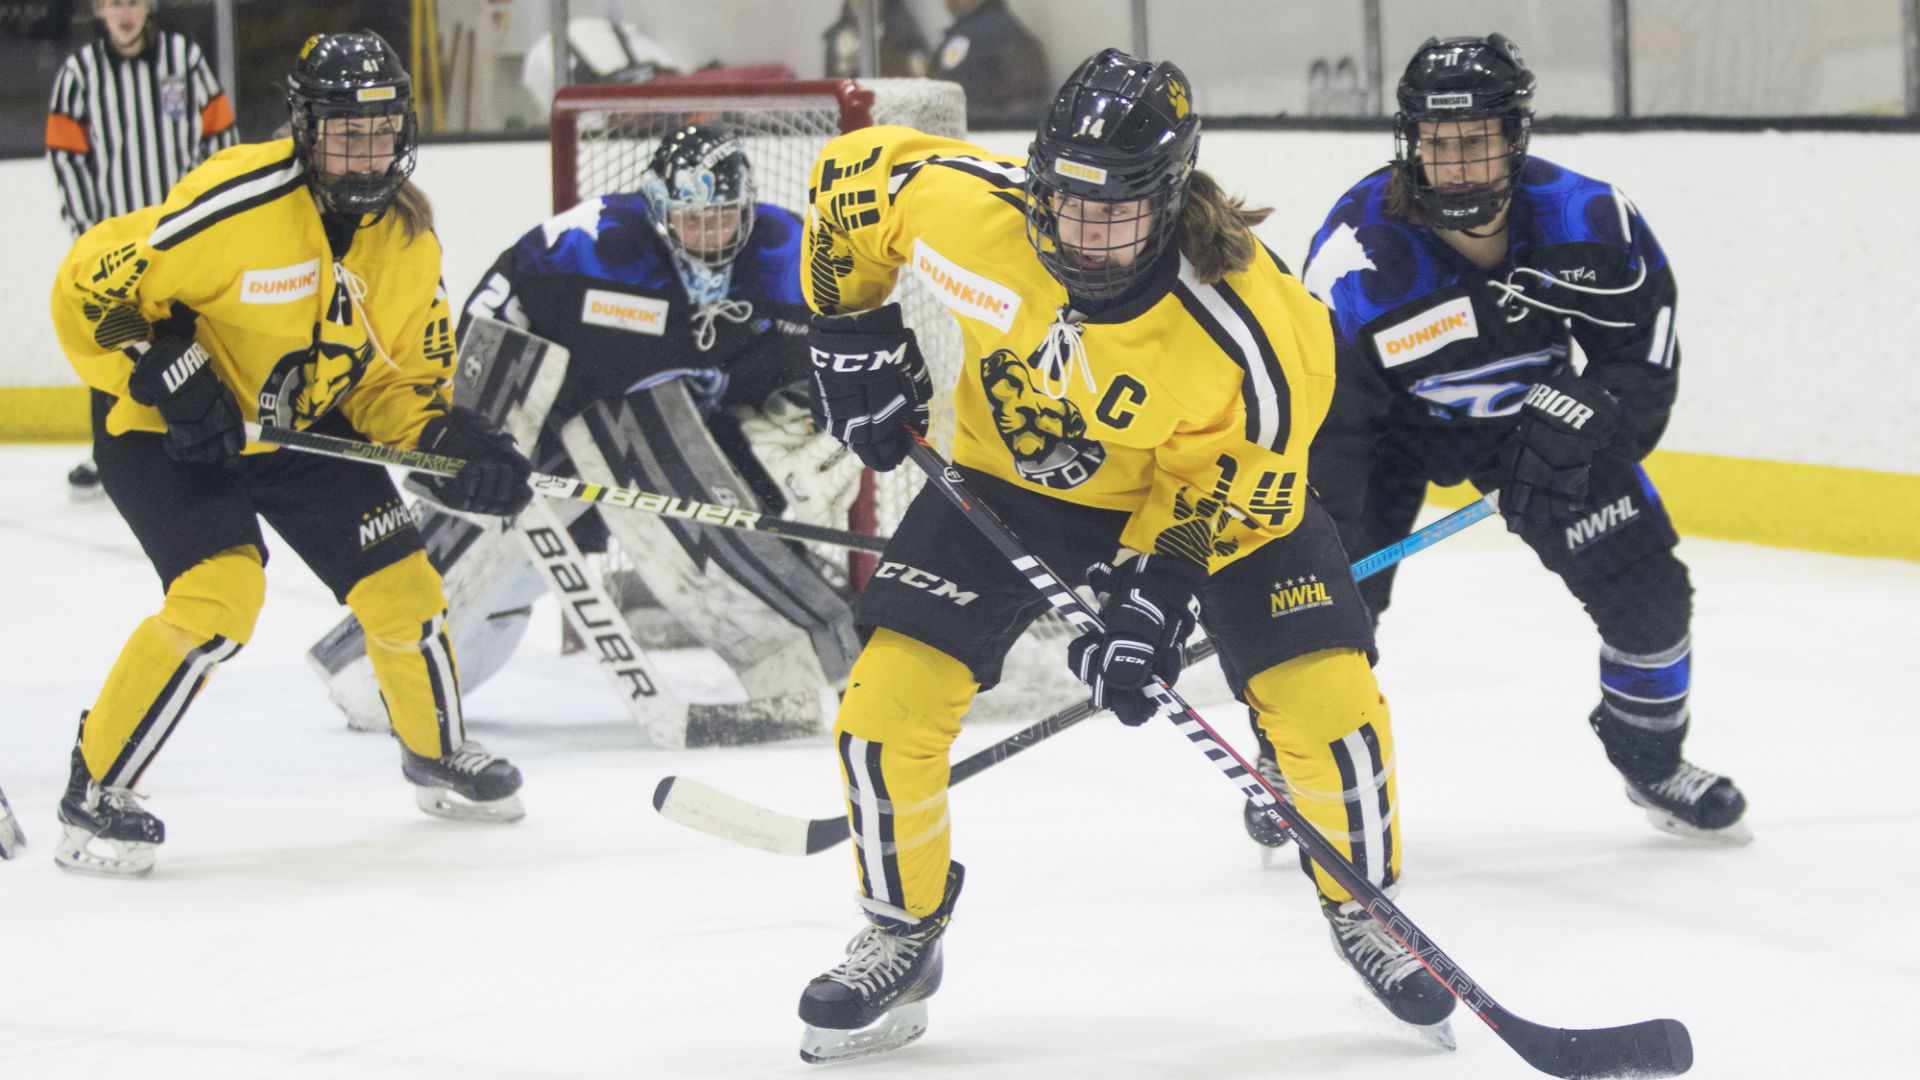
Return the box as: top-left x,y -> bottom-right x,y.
898,439 -> 1688,1080
244,423 -> 888,554
0,783 -> 25,859
652,493 -> 1499,856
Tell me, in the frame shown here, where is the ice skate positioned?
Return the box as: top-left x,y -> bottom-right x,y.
1624,761 -> 1750,844
54,745 -> 163,877
67,458 -> 105,502
401,740 -> 524,823
799,862 -> 963,1064
1590,705 -> 1750,843
1242,749 -> 1294,865
0,783 -> 26,858
1324,895 -> 1456,1049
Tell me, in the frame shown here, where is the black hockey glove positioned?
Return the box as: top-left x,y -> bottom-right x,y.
1499,371 -> 1621,531
124,302 -> 244,465
414,406 -> 534,517
806,303 -> 932,472
1066,555 -> 1206,726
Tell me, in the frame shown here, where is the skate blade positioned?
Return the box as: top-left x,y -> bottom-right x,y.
1640,806 -> 1754,845
799,1001 -> 929,1064
1410,1019 -> 1456,1051
0,816 -> 25,859
413,786 -> 525,824
53,823 -> 154,877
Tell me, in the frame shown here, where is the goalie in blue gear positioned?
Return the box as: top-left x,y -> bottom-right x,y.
310,124 -> 861,747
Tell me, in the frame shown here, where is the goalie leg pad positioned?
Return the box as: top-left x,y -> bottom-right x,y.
1244,648 -> 1399,904
564,386 -> 860,691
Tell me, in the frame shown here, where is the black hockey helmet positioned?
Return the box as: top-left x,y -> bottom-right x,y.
641,124 -> 757,271
1393,33 -> 1535,231
286,31 -> 418,220
1026,48 -> 1200,301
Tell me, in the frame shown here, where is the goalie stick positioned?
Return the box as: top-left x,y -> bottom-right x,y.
243,423 -> 888,554
898,438 -> 1690,1080
653,493 -> 1499,856
0,783 -> 25,859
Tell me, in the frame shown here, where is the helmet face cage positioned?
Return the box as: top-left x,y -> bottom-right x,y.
1025,49 -> 1200,302
641,125 -> 757,273
1392,34 -> 1535,231
286,32 -> 418,220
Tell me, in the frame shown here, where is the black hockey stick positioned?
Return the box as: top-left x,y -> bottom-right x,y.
652,493 -> 1498,856
244,423 -> 888,553
900,438 -> 1689,1080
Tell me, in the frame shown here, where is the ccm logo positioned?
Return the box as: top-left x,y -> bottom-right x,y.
810,342 -> 907,373
872,562 -> 978,606
1524,383 -> 1596,429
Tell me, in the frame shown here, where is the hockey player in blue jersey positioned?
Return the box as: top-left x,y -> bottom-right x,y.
1246,34 -> 1749,847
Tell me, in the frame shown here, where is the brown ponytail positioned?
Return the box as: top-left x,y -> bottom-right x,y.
1176,170 -> 1273,285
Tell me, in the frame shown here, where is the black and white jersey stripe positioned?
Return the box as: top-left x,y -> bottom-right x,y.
46,32 -> 237,237
1172,258 -> 1292,453
148,154 -> 304,251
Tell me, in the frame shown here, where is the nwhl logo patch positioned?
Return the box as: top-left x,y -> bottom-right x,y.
358,499 -> 419,550
1269,575 -> 1333,618
1564,495 -> 1641,551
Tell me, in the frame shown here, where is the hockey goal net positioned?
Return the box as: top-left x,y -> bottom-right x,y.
550,77 -> 966,578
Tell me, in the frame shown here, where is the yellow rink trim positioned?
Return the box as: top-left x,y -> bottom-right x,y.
0,384 -> 90,442
3,385 -> 1915,561
1428,449 -> 1920,563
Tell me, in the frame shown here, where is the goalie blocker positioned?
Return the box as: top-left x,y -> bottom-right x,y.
308,319 -> 855,747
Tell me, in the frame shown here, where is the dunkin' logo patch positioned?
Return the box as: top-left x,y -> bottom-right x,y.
239,259 -> 321,304
581,289 -> 669,335
911,239 -> 1020,331
1372,295 -> 1478,368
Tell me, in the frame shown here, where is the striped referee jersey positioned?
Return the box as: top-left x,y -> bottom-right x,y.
46,30 -> 237,238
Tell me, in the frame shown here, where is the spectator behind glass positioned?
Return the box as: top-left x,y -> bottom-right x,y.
824,0 -> 929,78
933,0 -> 1049,129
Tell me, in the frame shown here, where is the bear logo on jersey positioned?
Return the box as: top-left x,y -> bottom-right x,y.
981,347 -> 1106,490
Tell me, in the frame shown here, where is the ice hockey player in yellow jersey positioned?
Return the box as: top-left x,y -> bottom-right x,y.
792,49 -> 1456,1062
46,31 -> 532,878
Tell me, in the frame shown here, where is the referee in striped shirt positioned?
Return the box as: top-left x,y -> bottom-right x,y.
45,0 -> 236,497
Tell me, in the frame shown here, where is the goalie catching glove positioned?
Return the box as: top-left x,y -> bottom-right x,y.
806,303 -> 932,472
124,302 -> 244,464
414,406 -> 534,517
1066,554 -> 1205,726
1499,370 -> 1620,530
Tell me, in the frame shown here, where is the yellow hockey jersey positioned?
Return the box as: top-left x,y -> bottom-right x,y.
51,138 -> 456,451
804,127 -> 1338,572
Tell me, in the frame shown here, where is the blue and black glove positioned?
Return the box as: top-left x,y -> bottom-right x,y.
415,406 -> 533,517
124,302 -> 244,465
1066,554 -> 1206,726
1500,370 -> 1620,530
805,303 -> 932,472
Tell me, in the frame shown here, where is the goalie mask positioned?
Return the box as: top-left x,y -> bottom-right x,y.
286,31 -> 418,221
1393,34 -> 1535,231
642,124 -> 757,305
1026,49 -> 1200,302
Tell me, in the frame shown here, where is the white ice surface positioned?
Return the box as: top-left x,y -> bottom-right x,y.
1,443 -> 1916,1080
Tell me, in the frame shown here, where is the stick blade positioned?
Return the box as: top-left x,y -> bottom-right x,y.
651,776 -> 820,856
1504,1017 -> 1693,1079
